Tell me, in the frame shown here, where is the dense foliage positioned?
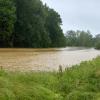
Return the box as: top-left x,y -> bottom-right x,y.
0,0 -> 66,48
65,30 -> 100,48
0,0 -> 100,48
0,57 -> 100,100
65,30 -> 93,47
0,0 -> 16,47
94,34 -> 100,49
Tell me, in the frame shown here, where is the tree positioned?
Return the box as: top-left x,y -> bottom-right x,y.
0,0 -> 66,48
65,30 -> 93,47
78,30 -> 93,47
14,0 -> 51,47
65,30 -> 78,46
0,0 -> 16,47
45,7 -> 66,47
94,34 -> 100,43
94,34 -> 100,49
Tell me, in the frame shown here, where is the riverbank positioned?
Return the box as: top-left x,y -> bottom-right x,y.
0,56 -> 100,100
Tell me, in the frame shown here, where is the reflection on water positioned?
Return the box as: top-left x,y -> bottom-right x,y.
0,47 -> 100,71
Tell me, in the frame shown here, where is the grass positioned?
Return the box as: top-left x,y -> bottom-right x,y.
0,57 -> 100,100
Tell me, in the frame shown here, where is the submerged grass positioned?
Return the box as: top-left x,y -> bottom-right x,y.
0,57 -> 100,100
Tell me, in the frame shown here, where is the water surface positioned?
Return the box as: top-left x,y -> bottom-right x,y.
0,47 -> 100,71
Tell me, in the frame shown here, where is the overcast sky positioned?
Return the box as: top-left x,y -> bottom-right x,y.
41,0 -> 100,35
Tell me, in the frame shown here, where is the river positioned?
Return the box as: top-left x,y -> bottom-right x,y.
0,47 -> 100,71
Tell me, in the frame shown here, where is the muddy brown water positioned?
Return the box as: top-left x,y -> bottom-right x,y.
0,47 -> 100,71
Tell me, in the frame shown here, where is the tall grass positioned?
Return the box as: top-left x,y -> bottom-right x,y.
0,57 -> 100,100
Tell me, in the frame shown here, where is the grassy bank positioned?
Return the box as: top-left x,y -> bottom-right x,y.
0,57 -> 100,100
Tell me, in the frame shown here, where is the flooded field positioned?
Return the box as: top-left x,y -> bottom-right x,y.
0,47 -> 100,71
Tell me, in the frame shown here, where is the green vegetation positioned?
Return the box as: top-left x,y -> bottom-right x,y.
0,57 -> 100,100
66,30 -> 92,47
94,34 -> 100,50
0,0 -> 100,48
65,30 -> 100,48
0,0 -> 66,48
0,0 -> 16,47
95,42 -> 100,50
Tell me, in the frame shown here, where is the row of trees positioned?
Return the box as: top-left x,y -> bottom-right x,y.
65,30 -> 100,49
0,0 -> 100,49
0,0 -> 66,47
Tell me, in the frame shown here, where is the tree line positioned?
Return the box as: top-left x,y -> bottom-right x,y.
65,30 -> 100,49
0,0 -> 66,48
0,0 -> 100,49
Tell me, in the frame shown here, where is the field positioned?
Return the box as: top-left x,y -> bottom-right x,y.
0,57 -> 100,100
